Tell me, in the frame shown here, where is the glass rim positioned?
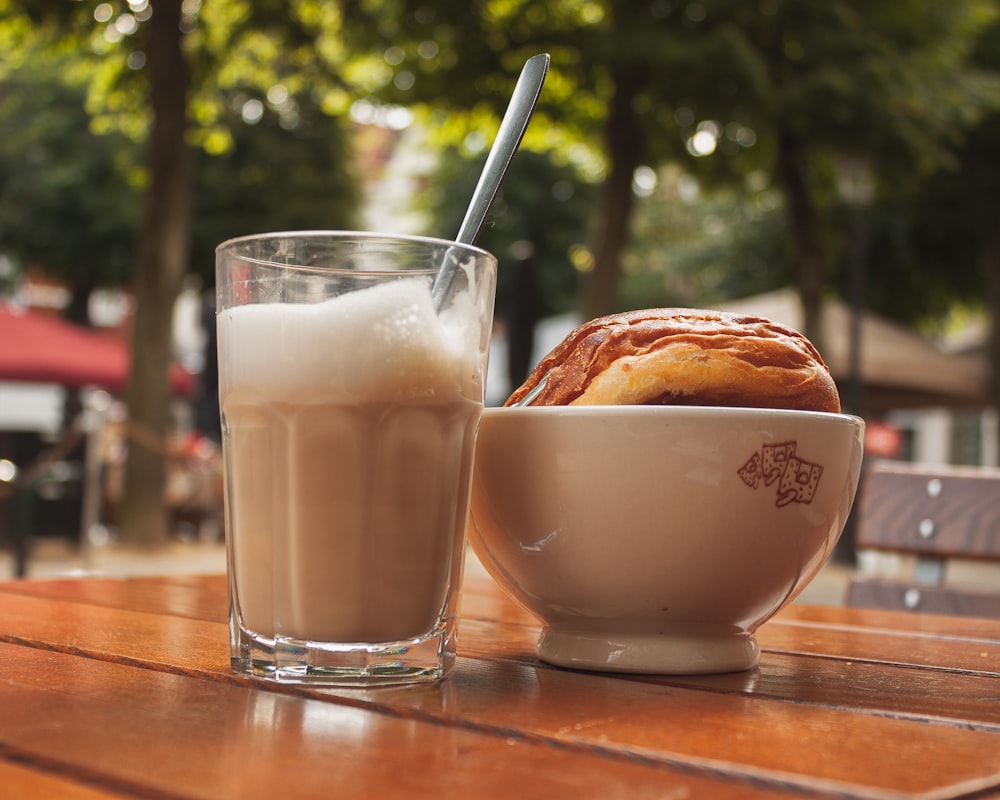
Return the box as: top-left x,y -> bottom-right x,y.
216,229 -> 497,263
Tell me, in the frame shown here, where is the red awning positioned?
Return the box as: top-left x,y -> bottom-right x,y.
0,303 -> 193,396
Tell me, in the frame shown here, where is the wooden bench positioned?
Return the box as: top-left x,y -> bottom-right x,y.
845,460 -> 1000,618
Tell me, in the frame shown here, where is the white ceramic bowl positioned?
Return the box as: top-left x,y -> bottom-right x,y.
468,405 -> 864,674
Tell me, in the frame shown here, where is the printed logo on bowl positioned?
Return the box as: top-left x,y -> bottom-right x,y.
738,441 -> 823,507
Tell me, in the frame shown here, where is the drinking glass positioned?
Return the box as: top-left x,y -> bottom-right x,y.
216,231 -> 497,685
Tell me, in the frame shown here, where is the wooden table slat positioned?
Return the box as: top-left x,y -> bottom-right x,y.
775,601 -> 1000,640
3,586 -> 1000,799
4,572 -> 1000,799
0,574 -> 227,622
454,619 -> 1000,731
757,619 -> 1000,675
0,644 -> 804,800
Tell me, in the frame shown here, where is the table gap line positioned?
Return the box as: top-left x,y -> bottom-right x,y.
0,742 -> 189,800
761,646 -> 1000,679
771,618 -> 1000,647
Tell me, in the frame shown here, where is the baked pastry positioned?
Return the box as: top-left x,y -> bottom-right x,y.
505,308 -> 841,413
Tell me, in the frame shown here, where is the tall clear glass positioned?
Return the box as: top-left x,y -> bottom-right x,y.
216,231 -> 497,685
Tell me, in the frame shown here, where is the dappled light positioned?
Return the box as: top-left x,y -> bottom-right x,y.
349,99 -> 413,130
632,165 -> 657,197
687,126 -> 718,157
94,0 -> 152,43
684,119 -> 758,158
240,98 -> 263,124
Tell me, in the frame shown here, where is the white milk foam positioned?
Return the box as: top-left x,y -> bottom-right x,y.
218,276 -> 482,403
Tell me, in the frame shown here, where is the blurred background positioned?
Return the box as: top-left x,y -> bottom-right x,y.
1,0 -> 999,578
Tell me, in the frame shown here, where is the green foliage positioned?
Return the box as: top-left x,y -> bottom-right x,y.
883,118 -> 1000,326
0,1 -> 361,298
622,167 -> 792,310
0,56 -> 141,292
339,0 -> 1000,324
337,0 -> 611,171
190,97 -> 361,285
3,0 -> 1000,333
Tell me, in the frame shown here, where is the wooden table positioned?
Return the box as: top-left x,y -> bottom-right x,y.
1,567 -> 999,799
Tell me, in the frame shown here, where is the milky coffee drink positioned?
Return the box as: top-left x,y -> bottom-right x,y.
218,259 -> 494,677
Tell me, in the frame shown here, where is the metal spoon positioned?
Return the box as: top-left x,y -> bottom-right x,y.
431,53 -> 550,310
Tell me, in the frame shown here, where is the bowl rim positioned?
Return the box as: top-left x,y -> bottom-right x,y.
483,405 -> 863,426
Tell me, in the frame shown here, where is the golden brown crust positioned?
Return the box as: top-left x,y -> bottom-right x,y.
505,308 -> 841,413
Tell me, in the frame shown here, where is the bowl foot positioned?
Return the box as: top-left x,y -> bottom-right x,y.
536,628 -> 760,674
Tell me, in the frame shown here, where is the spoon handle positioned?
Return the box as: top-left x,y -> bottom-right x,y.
456,53 -> 549,246
432,53 -> 549,309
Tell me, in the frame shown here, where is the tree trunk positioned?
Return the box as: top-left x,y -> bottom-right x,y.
582,66 -> 644,320
774,128 -> 827,354
118,0 -> 193,547
505,244 -> 540,389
